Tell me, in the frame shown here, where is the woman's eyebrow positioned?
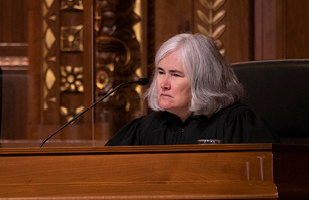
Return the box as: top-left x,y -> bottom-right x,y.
169,69 -> 183,74
157,67 -> 185,77
158,67 -> 183,74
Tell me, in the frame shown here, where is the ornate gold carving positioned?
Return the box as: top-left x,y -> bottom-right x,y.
39,0 -> 87,122
115,93 -> 130,112
45,0 -> 54,8
96,70 -> 109,90
48,56 -> 56,62
42,2 -> 48,17
134,0 -> 142,43
43,88 -> 48,110
60,65 -> 84,92
46,68 -> 56,90
60,105 -> 85,122
60,25 -> 84,52
135,68 -> 142,97
49,97 -> 57,103
49,15 -> 56,21
107,63 -> 114,72
43,60 -> 48,111
94,0 -> 143,129
97,36 -> 131,67
60,0 -> 84,11
45,28 -> 56,49
197,0 -> 226,55
42,0 -> 57,111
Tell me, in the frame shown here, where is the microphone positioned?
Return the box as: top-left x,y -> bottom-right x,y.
135,78 -> 149,85
40,78 -> 149,147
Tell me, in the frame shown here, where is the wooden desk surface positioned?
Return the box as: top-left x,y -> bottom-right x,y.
0,144 -> 308,199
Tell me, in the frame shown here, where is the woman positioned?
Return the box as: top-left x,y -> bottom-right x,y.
105,33 -> 279,146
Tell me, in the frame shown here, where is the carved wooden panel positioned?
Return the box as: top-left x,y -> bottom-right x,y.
94,0 -> 146,140
155,0 -> 254,63
27,0 -> 94,141
196,0 -> 227,55
195,0 -> 254,62
26,0 -> 146,144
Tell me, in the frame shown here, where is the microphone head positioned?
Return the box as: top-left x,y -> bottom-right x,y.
136,78 -> 149,85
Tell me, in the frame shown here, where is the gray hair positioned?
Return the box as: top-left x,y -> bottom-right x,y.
145,33 -> 244,116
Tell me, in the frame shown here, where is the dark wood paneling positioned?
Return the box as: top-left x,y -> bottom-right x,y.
255,0 -> 309,60
208,0 -> 254,62
286,0 -> 309,59
27,0 -> 95,141
0,45 -> 28,57
155,0 -> 253,63
0,0 -> 28,140
26,0 -> 43,140
254,0 -> 280,60
155,0 -> 194,51
0,0 -> 27,43
1,68 -> 28,139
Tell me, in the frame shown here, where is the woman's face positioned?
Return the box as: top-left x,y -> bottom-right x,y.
156,49 -> 192,118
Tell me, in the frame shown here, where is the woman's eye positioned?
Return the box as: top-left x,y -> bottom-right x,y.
158,71 -> 165,75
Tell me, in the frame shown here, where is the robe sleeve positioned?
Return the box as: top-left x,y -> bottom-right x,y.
221,107 -> 280,143
105,117 -> 144,146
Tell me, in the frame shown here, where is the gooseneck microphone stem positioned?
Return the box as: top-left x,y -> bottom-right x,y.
40,78 -> 149,147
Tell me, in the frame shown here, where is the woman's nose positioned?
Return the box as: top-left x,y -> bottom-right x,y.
160,76 -> 171,90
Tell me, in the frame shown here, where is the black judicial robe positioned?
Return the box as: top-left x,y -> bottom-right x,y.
105,102 -> 279,146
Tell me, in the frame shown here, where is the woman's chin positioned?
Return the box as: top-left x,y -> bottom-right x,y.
159,102 -> 172,110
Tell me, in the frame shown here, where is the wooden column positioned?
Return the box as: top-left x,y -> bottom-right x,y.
26,0 -> 147,145
254,0 -> 309,60
27,0 -> 95,141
